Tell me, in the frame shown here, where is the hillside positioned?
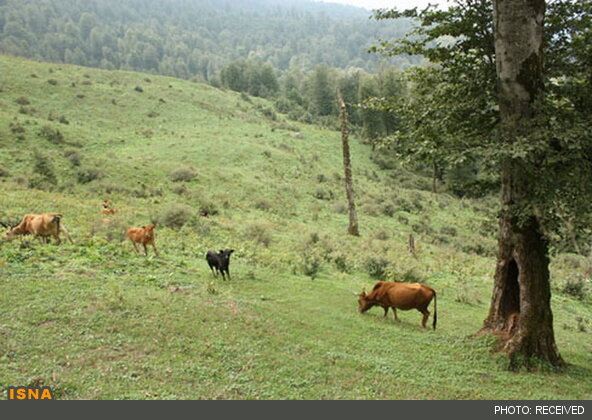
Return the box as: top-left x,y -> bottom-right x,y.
0,55 -> 591,399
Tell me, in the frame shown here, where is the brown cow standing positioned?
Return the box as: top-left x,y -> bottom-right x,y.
126,224 -> 159,256
3,213 -> 74,245
358,281 -> 437,330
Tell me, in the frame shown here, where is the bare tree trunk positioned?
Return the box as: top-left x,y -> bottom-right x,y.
338,91 -> 360,236
432,162 -> 438,193
408,233 -> 416,258
481,0 -> 564,369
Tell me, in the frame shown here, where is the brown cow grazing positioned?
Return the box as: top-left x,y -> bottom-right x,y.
126,224 -> 159,256
358,281 -> 437,330
3,213 -> 74,245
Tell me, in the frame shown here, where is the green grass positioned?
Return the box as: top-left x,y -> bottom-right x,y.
1,55 -> 591,400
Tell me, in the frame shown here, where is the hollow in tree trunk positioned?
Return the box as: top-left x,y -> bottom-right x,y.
480,0 -> 564,369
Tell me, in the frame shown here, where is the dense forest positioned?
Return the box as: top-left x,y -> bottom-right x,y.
0,0 -> 417,79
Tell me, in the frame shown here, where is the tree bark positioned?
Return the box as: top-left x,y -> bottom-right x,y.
481,0 -> 564,369
338,91 -> 360,236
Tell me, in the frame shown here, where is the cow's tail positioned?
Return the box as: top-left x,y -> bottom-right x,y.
432,290 -> 437,330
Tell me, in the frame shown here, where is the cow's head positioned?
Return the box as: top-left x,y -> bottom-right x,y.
2,223 -> 20,241
357,290 -> 375,313
218,249 -> 234,265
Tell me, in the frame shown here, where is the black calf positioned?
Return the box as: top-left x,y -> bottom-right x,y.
206,249 -> 235,280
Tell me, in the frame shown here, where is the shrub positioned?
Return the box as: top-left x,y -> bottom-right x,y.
0,166 -> 10,178
381,203 -> 396,217
15,96 -> 30,105
47,79 -> 58,86
244,221 -> 273,247
169,166 -> 197,182
316,174 -> 328,183
158,204 -> 194,229
77,167 -> 106,184
364,256 -> 390,280
374,230 -> 391,241
10,121 -> 25,134
39,125 -> 64,144
197,198 -> 219,217
134,86 -> 144,92
440,226 -> 458,236
172,184 -> 187,195
562,277 -> 588,300
31,151 -> 57,188
254,198 -> 273,212
332,252 -> 352,273
64,149 -> 83,166
302,253 -> 322,280
314,188 -> 334,201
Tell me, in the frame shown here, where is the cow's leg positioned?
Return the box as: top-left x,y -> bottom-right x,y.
142,243 -> 148,256
151,241 -> 159,257
131,240 -> 141,255
53,233 -> 61,245
225,269 -> 231,281
393,307 -> 398,321
220,270 -> 226,281
383,306 -> 388,317
419,309 -> 430,328
60,225 -> 74,244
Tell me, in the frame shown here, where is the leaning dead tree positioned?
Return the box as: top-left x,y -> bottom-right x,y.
338,91 -> 359,236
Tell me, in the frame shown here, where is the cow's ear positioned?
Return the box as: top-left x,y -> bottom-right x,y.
229,249 -> 235,254
219,249 -> 224,254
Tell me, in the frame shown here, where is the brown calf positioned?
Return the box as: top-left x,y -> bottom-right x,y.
102,200 -> 117,215
4,213 -> 74,245
358,281 -> 437,329
126,224 -> 159,256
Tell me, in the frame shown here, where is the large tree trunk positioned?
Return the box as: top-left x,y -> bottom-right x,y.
338,91 -> 360,236
481,0 -> 564,368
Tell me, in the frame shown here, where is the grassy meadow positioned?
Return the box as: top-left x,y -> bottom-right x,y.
0,55 -> 591,399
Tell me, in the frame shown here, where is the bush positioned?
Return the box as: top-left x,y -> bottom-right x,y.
64,149 -> 83,166
562,277 -> 588,300
254,198 -> 273,212
169,166 -> 197,182
302,253 -> 322,279
158,204 -> 194,229
364,256 -> 390,280
440,226 -> 458,236
10,121 -> 25,134
31,151 -> 57,188
244,221 -> 273,247
39,125 -> 64,144
197,198 -> 219,217
381,203 -> 396,217
77,167 -> 105,184
314,188 -> 334,201
15,96 -> 30,105
0,165 -> 10,178
172,184 -> 187,195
